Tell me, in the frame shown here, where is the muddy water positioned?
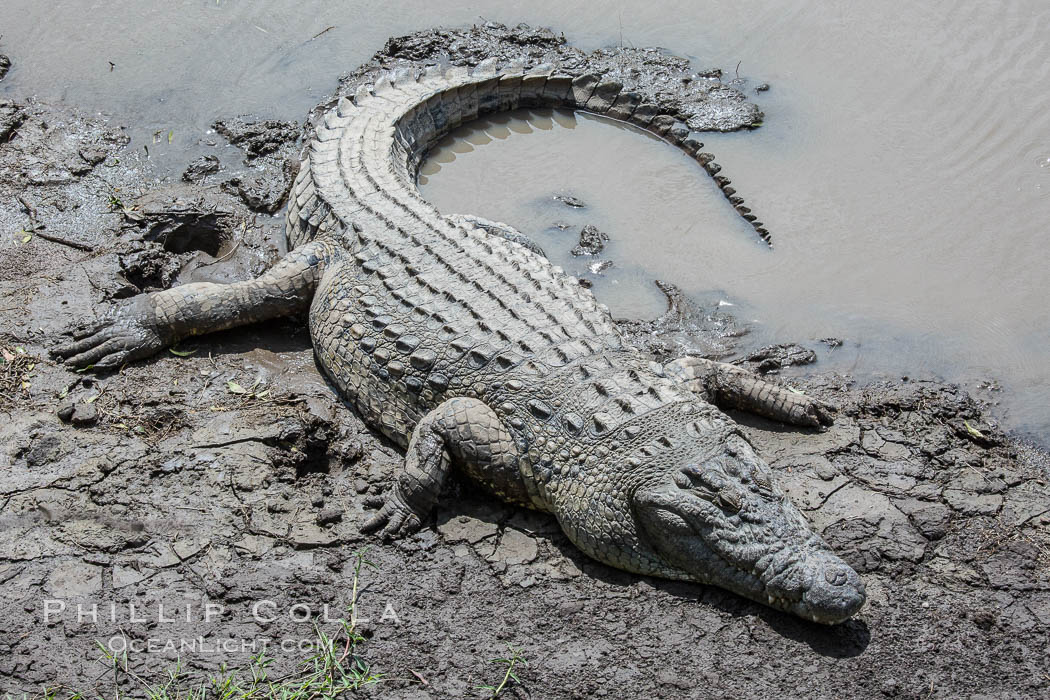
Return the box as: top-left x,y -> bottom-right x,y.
2,1 -> 1048,441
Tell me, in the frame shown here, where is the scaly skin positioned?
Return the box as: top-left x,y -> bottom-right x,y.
55,60 -> 865,624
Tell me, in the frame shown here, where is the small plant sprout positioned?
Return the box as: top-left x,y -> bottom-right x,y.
478,645 -> 528,698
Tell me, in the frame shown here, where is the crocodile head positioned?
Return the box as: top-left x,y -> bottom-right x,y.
633,432 -> 865,624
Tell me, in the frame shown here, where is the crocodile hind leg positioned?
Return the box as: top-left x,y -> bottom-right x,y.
53,238 -> 341,370
362,397 -> 525,539
665,356 -> 834,428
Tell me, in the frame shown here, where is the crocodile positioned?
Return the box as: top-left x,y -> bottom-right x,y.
54,59 -> 865,624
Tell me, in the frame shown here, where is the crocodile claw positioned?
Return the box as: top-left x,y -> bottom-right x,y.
360,491 -> 422,540
804,398 -> 837,429
52,297 -> 168,371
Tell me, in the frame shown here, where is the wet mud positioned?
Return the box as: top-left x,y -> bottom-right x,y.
569,224 -> 609,257
2,25 -> 1049,699
320,22 -> 762,134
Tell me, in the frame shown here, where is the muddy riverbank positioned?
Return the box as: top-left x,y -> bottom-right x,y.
2,24 -> 1049,699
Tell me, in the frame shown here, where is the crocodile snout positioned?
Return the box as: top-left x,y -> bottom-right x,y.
800,558 -> 866,624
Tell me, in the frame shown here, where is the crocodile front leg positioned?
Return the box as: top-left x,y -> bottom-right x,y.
362,397 -> 525,539
53,238 -> 341,370
665,356 -> 835,428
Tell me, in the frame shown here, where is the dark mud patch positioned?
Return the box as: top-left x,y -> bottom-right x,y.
210,116 -> 301,216
110,182 -> 283,296
181,155 -> 220,184
341,21 -> 762,133
127,183 -> 242,257
0,101 -> 25,141
554,193 -> 587,209
2,24 -> 1049,700
0,97 -> 289,329
570,224 -> 609,257
220,161 -> 299,215
213,117 -> 300,161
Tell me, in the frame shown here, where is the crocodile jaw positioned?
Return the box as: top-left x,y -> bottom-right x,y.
633,442 -> 865,624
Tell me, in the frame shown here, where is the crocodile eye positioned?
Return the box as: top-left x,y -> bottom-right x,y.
751,468 -> 773,492
716,487 -> 743,513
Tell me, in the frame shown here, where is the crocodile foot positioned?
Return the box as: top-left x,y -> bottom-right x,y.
360,491 -> 423,540
665,355 -> 836,429
52,296 -> 169,370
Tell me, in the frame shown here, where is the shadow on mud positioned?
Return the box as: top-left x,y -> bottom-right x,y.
445,484 -> 872,657
760,609 -> 870,657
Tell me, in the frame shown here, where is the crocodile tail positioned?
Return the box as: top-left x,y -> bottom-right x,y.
286,115 -> 348,250
292,61 -> 772,249
388,62 -> 772,247
559,71 -> 771,247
